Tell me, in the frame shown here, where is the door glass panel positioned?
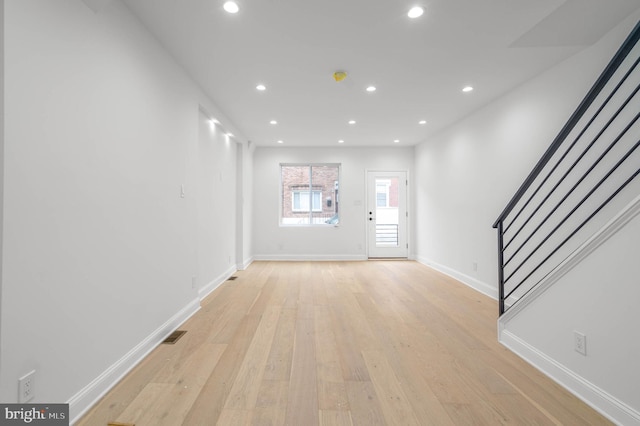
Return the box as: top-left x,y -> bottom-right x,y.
375,177 -> 399,247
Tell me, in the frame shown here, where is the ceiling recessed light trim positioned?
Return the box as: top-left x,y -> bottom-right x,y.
462,86 -> 474,92
256,84 -> 266,91
270,120 -> 277,125
419,120 -> 427,125
223,1 -> 239,14
408,6 -> 424,18
338,139 -> 345,144
366,86 -> 377,92
393,139 -> 400,143
348,120 -> 356,125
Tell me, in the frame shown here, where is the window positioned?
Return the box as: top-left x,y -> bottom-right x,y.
292,190 -> 322,212
281,164 -> 340,225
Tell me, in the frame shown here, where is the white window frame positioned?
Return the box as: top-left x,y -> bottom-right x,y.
280,163 -> 341,226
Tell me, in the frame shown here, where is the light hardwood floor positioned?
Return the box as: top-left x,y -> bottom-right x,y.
77,261 -> 612,425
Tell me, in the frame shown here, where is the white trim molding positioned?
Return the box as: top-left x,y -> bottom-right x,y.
237,256 -> 254,271
199,265 -> 238,301
414,255 -> 497,300
252,254 -> 368,261
68,298 -> 201,424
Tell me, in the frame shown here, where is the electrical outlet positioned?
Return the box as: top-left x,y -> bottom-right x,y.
18,370 -> 36,403
574,331 -> 587,356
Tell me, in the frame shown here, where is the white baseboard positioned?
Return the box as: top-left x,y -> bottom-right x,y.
199,265 -> 238,301
68,298 -> 201,424
252,254 -> 368,261
414,256 -> 497,300
499,329 -> 640,426
237,256 -> 254,271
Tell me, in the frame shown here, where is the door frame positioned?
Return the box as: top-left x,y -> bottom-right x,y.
365,170 -> 409,258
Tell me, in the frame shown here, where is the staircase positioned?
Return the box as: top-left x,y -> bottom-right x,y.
493,21 -> 640,315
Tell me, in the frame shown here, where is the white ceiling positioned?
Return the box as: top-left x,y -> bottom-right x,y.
123,0 -> 640,147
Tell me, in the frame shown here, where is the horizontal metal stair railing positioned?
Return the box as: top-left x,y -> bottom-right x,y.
493,21 -> 640,315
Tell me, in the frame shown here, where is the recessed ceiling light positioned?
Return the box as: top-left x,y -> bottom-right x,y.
256,84 -> 266,91
338,140 -> 345,144
348,120 -> 356,125
277,140 -> 284,144
408,6 -> 424,18
393,139 -> 400,143
419,120 -> 427,125
462,86 -> 474,92
366,86 -> 376,92
223,1 -> 239,14
270,120 -> 277,125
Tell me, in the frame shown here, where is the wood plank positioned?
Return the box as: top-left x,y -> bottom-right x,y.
361,350 -> 421,426
262,308 -> 296,381
317,381 -> 350,411
319,409 -> 354,426
344,381 -> 386,426
249,407 -> 287,426
285,317 -> 319,425
224,304 -> 281,409
314,305 -> 344,383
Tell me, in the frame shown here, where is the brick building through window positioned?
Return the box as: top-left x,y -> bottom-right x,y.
281,164 -> 340,225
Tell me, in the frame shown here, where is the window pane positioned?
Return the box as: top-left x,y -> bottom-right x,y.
312,191 -> 322,211
311,165 -> 340,224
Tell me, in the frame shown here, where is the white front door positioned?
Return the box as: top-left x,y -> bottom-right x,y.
367,171 -> 408,258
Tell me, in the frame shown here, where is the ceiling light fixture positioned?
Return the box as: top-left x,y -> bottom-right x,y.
256,84 -> 266,91
348,120 -> 356,125
223,1 -> 239,14
270,120 -> 277,125
338,140 -> 345,144
366,86 -> 376,92
419,120 -> 427,124
277,140 -> 284,144
408,6 -> 424,18
394,139 -> 400,143
462,86 -> 474,92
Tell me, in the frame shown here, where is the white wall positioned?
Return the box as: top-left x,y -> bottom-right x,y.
414,12 -> 640,299
1,0 -> 248,421
253,146 -> 413,259
242,143 -> 255,267
414,10 -> 640,424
